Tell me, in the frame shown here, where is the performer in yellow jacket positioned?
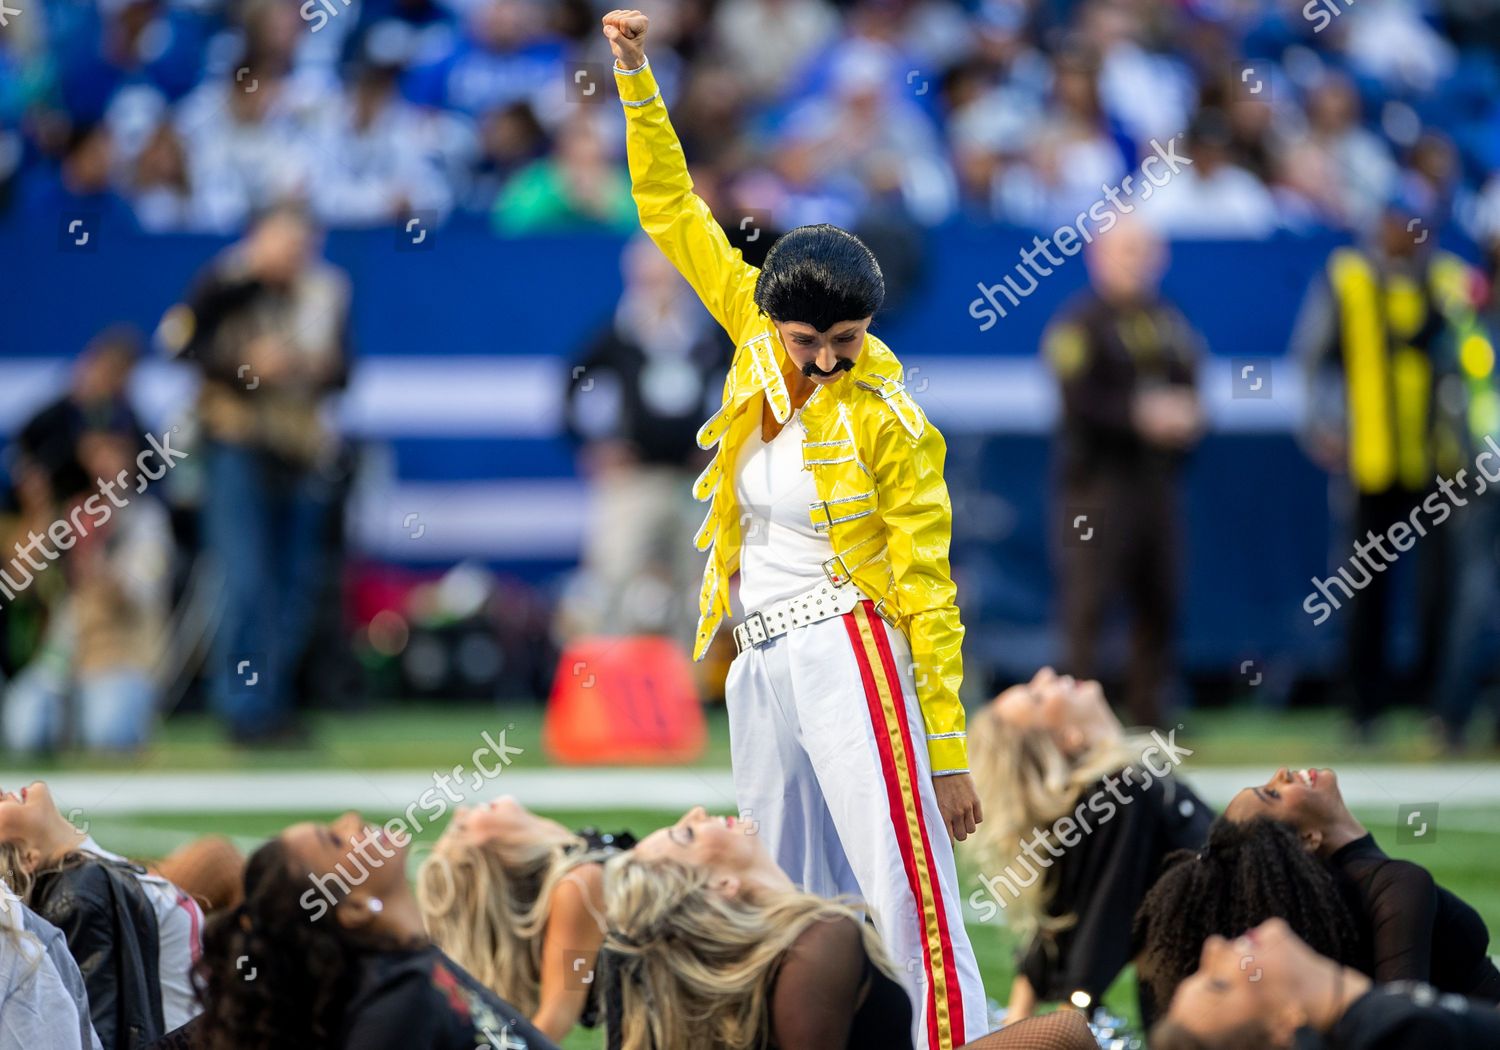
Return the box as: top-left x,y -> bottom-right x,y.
602,12 -> 987,1048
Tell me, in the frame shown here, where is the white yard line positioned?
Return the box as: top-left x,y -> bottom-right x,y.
5,768 -> 740,815
8,765 -> 1500,816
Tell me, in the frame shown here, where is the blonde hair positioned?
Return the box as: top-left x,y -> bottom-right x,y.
0,842 -> 50,985
0,841 -> 33,901
969,706 -> 1153,939
602,851 -> 893,1050
0,890 -> 43,984
416,832 -> 598,1015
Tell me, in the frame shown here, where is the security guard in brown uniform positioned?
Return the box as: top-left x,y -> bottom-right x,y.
1044,219 -> 1205,729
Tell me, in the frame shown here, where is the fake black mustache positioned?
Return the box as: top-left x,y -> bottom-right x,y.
802,358 -> 855,378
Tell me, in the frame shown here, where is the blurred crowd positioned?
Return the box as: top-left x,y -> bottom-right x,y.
1,0 -> 1498,240
0,328 -> 173,754
0,204 -> 353,752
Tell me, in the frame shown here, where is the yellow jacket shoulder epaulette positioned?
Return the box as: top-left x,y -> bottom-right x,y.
853,370 -> 926,440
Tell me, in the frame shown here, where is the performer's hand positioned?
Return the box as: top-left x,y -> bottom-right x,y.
933,772 -> 982,842
601,9 -> 649,70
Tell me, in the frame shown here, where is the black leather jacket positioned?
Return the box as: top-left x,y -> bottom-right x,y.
31,855 -> 165,1050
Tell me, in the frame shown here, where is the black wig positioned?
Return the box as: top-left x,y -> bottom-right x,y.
753,224 -> 884,332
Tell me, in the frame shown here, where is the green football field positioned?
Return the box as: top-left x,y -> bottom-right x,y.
13,701 -> 1498,773
9,702 -> 1500,1049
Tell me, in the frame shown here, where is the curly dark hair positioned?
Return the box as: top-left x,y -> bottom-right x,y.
754,223 -> 884,331
193,839 -> 397,1050
1131,817 -> 1361,1019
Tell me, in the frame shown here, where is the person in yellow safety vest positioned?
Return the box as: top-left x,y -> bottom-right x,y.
1294,187 -> 1475,739
1432,228 -> 1500,752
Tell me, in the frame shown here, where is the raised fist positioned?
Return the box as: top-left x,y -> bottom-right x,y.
601,9 -> 649,70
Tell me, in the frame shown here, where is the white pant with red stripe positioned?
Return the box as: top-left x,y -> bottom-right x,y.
725,598 -> 988,1050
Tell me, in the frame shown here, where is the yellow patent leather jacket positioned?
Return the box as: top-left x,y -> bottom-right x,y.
615,60 -> 968,773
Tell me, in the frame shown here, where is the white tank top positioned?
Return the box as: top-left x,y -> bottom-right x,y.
734,406 -> 838,611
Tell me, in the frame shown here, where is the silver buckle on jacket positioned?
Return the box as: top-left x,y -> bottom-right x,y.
810,501 -> 834,532
854,375 -> 906,400
822,555 -> 851,587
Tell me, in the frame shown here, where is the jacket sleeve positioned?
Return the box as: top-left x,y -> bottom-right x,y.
614,59 -> 761,338
870,411 -> 968,773
40,878 -> 123,1050
29,912 -> 106,1050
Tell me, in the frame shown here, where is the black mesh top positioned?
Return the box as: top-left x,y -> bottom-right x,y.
1328,834 -> 1500,1002
768,914 -> 914,1050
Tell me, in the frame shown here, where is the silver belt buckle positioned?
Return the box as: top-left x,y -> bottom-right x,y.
739,584 -> 857,654
743,610 -> 768,646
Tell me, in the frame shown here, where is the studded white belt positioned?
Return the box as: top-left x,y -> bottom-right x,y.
733,581 -> 865,653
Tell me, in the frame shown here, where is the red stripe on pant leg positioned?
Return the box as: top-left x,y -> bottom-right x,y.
869,609 -> 966,1043
843,608 -> 941,1050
